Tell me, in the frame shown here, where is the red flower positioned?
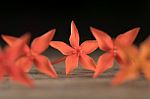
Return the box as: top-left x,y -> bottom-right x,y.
112,37 -> 150,86
1,29 -> 58,78
0,34 -> 33,87
90,27 -> 140,78
50,21 -> 98,75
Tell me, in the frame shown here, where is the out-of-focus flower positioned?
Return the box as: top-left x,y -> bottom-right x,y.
112,37 -> 150,85
0,33 -> 33,87
90,27 -> 140,78
1,29 -> 58,78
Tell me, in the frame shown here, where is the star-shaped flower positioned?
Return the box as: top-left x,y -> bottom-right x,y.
0,34 -> 33,87
90,27 -> 140,78
50,21 -> 98,75
1,29 -> 58,78
112,37 -> 150,85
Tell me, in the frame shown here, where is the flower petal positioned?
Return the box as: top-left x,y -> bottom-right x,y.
112,65 -> 139,86
65,54 -> 79,75
31,29 -> 56,54
142,64 -> 150,80
93,52 -> 114,78
1,34 -> 18,46
50,41 -> 74,55
1,34 -> 31,56
140,37 -> 150,80
79,54 -> 96,71
4,33 -> 30,62
115,27 -> 140,46
34,55 -> 58,78
90,27 -> 113,51
69,21 -> 80,48
80,40 -> 98,54
116,48 -> 127,65
16,56 -> 33,72
111,68 -> 126,86
140,36 -> 150,59
10,66 -> 33,88
0,69 -> 4,80
116,45 -> 139,66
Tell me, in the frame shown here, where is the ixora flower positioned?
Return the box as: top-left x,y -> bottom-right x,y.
50,21 -> 98,75
112,37 -> 150,86
0,34 -> 33,87
1,29 -> 58,78
90,27 -> 140,78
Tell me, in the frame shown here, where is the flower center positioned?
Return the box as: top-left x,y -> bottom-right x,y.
26,50 -> 36,60
113,46 -> 117,56
72,47 -> 82,55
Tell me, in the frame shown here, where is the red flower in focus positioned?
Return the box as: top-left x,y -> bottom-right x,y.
50,21 -> 98,75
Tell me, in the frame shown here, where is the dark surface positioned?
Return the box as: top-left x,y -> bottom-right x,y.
0,49 -> 150,99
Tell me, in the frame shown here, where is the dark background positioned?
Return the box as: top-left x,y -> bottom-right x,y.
0,0 -> 149,46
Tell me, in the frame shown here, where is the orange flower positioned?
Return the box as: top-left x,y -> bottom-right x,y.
112,37 -> 150,85
50,21 -> 98,75
1,29 -> 58,78
90,27 -> 140,78
0,34 -> 33,87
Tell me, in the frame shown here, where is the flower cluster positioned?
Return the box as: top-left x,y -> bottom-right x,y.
0,20 -> 149,88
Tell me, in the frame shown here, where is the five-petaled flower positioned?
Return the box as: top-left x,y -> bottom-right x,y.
90,27 -> 140,78
0,34 -> 33,87
50,21 -> 98,75
2,29 -> 58,78
112,37 -> 150,86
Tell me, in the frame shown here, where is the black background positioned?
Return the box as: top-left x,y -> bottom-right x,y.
0,0 -> 149,46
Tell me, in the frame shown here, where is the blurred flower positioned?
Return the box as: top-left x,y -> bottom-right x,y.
90,27 -> 140,78
112,37 -> 150,85
0,33 -> 33,87
1,29 -> 58,78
